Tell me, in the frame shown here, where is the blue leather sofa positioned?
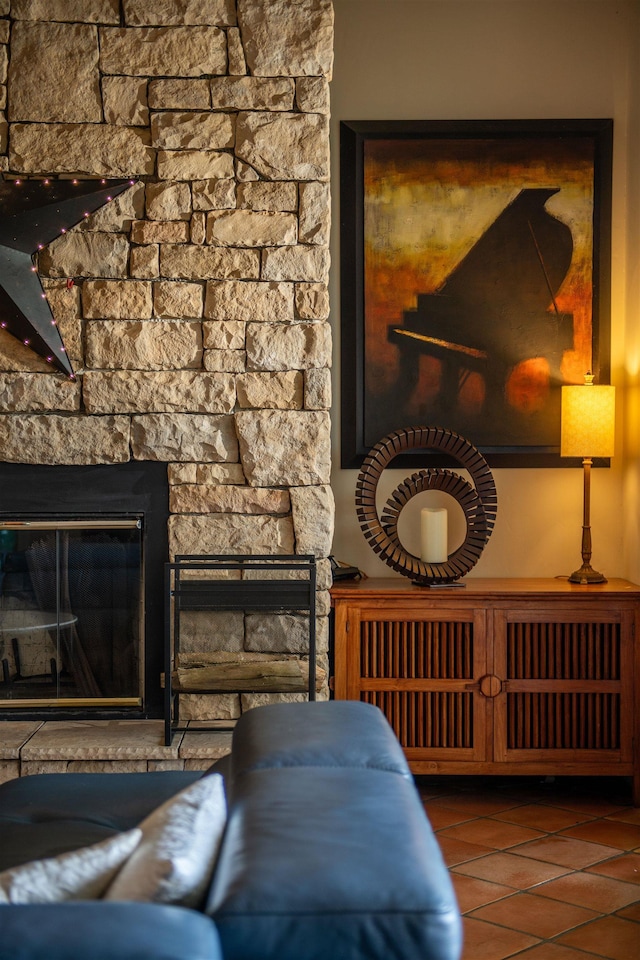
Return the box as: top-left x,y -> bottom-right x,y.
0,701 -> 462,960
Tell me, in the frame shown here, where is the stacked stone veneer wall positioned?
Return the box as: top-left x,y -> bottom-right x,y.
0,0 -> 334,721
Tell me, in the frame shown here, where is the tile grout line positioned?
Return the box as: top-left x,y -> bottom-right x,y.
418,777 -> 640,959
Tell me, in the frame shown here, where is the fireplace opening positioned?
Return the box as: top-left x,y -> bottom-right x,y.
1,519 -> 144,708
0,462 -> 168,720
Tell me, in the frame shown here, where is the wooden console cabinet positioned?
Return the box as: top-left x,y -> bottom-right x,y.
331,578 -> 640,803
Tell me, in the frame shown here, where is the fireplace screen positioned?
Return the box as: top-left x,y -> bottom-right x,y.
0,519 -> 143,708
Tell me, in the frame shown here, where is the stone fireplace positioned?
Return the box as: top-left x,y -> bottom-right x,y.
0,0 -> 335,738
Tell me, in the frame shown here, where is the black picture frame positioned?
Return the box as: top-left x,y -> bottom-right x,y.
340,119 -> 613,468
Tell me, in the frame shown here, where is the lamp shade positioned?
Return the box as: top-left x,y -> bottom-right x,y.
561,380 -> 615,458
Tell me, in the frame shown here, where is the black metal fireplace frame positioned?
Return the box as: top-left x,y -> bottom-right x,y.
0,461 -> 168,720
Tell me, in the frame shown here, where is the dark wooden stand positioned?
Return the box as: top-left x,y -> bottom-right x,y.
331,578 -> 640,804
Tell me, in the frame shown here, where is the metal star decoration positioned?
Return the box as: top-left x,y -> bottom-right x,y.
0,177 -> 135,378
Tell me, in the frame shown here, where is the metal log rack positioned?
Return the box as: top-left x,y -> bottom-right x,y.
164,554 -> 317,746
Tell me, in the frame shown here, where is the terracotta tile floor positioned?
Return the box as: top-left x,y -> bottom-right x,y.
417,775 -> 640,960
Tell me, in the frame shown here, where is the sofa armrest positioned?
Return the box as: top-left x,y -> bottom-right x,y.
0,902 -> 222,960
229,701 -> 412,783
208,766 -> 462,960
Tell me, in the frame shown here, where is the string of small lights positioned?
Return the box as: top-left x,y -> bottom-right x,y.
0,176 -> 137,378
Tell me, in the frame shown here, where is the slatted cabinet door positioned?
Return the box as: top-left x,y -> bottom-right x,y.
493,605 -> 634,770
333,599 -> 490,764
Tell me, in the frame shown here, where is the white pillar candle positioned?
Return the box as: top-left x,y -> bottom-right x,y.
420,507 -> 448,563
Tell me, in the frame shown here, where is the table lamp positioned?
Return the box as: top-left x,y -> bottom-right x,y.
560,373 -> 615,584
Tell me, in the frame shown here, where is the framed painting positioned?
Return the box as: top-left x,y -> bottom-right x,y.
340,119 -> 613,468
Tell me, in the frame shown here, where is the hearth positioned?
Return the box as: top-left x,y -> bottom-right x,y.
0,462 -> 168,720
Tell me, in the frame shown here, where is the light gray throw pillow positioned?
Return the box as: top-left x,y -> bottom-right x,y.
0,829 -> 142,904
104,773 -> 226,908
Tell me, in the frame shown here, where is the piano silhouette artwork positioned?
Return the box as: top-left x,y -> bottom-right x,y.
385,188 -> 576,446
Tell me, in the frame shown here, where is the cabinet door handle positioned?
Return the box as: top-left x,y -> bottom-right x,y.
467,674 -> 503,698
480,674 -> 503,698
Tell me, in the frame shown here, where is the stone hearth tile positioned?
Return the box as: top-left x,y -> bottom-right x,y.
184,758 -> 221,772
0,720 -> 43,759
186,719 -> 238,729
21,720 -> 179,760
0,760 -> 20,784
179,728 -> 233,759
67,760 -> 149,773
21,760 -> 68,775
148,759 -> 186,772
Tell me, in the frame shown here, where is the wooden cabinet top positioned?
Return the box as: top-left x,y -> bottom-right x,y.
330,577 -> 640,602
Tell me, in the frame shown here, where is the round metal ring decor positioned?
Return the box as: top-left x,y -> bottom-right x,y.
355,426 -> 497,585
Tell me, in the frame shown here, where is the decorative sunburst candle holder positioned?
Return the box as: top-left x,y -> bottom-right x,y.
355,426 -> 497,585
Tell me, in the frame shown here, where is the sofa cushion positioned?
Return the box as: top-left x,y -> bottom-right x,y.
0,771 -> 200,872
208,765 -> 462,960
0,829 -> 141,904
105,774 -> 226,909
229,700 -> 411,783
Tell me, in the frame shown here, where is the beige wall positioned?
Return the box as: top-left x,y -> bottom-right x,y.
329,0 -> 640,581
622,1 -> 640,582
